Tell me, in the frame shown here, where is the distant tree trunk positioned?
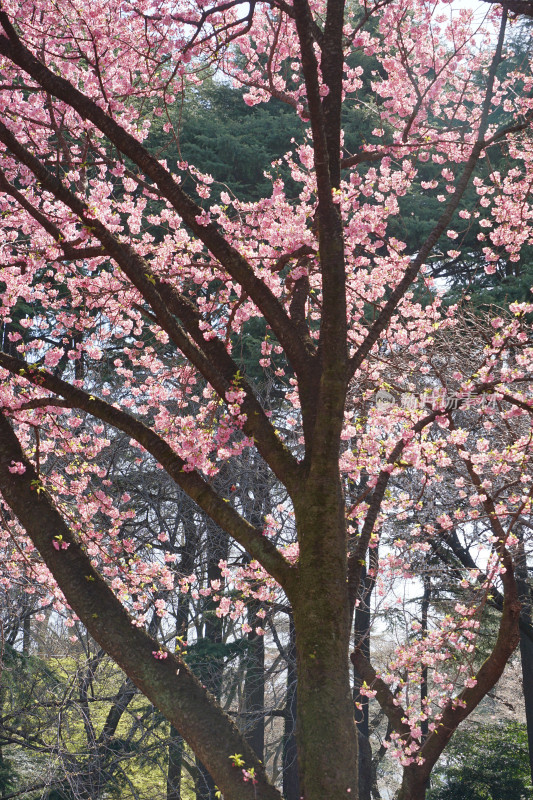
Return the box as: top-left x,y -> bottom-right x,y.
22,611 -> 30,656
73,332 -> 84,381
371,720 -> 392,800
353,563 -> 373,800
420,576 -> 431,740
167,729 -> 184,800
243,600 -> 265,759
243,484 -> 268,762
516,532 -> 533,787
196,520 -> 229,800
168,512 -> 198,800
0,320 -> 19,358
283,614 -> 299,800
520,632 -> 533,786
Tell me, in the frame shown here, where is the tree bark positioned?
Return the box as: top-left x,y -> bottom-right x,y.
420,577 -> 431,741
353,564 -> 372,800
283,614 -> 299,800
196,522 -> 228,800
292,485 -> 359,800
167,515 -> 197,800
167,729 -> 184,800
243,601 -> 265,760
516,533 -> 533,787
395,771 -> 430,800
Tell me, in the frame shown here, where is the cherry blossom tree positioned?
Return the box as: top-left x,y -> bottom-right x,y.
0,1 -> 531,799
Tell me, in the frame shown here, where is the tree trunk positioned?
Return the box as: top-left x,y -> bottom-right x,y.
520,631 -> 533,787
420,576 -> 431,741
371,721 -> 392,800
292,593 -> 358,800
0,414 -> 283,800
195,762 -> 217,800
292,489 -> 359,800
358,732 -> 372,800
21,611 -> 30,656
242,478 -> 268,762
167,729 -> 183,800
243,601 -> 265,760
283,614 -> 299,800
353,564 -> 372,800
396,769 -> 430,800
196,521 -> 228,800
167,516 -> 197,800
516,533 -> 533,787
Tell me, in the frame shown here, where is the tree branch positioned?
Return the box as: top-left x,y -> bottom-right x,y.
348,9 -> 509,379
0,411 -> 283,800
0,119 -> 302,492
0,351 -> 295,588
0,13 -> 314,383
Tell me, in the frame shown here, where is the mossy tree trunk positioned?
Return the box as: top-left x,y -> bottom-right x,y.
290,478 -> 358,800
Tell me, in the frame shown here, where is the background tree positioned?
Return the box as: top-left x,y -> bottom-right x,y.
427,720 -> 532,800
